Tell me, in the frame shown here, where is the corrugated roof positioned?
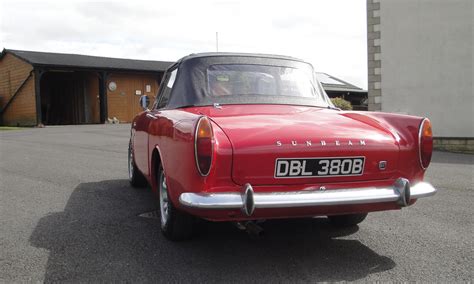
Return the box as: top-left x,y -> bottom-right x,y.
1,49 -> 173,72
316,72 -> 366,93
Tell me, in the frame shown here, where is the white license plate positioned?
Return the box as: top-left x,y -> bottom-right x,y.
274,157 -> 365,178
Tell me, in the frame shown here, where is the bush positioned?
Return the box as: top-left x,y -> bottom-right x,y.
330,97 -> 353,110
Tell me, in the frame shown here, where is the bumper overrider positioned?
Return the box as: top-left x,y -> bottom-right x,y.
179,178 -> 437,216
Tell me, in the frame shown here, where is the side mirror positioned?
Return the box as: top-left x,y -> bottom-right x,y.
139,95 -> 150,111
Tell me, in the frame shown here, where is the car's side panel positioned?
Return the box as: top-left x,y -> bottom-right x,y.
140,109 -> 235,207
144,110 -> 196,194
146,111 -> 184,192
132,112 -> 152,177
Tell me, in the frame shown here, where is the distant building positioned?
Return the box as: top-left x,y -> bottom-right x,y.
316,72 -> 368,110
367,0 -> 473,151
0,49 -> 172,126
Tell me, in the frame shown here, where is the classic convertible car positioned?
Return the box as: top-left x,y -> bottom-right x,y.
128,53 -> 436,240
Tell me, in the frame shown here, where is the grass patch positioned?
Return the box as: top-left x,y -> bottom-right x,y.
0,126 -> 25,131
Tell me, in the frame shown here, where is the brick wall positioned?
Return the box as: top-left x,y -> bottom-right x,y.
434,138 -> 474,154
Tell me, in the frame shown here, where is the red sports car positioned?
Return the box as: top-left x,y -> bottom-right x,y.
128,53 -> 436,240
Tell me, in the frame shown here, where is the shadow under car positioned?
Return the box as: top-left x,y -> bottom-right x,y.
30,179 -> 396,282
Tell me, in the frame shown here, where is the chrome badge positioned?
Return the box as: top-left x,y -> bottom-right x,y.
276,140 -> 366,147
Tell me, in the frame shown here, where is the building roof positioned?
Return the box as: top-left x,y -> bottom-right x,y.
316,72 -> 366,93
1,49 -> 173,73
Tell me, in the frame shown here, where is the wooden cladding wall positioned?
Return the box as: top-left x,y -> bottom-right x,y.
85,73 -> 100,124
0,53 -> 36,126
106,73 -> 159,122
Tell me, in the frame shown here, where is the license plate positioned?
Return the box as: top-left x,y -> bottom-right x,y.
274,157 -> 365,178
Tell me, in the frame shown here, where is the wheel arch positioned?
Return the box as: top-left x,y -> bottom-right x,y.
150,145 -> 163,194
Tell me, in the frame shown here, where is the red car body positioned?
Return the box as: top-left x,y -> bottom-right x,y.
128,53 -> 436,239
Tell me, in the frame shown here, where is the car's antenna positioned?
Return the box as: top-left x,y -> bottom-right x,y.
216,32 -> 219,52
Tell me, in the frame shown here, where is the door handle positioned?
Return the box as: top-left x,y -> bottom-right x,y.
146,113 -> 158,120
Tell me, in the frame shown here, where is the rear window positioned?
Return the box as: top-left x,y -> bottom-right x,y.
207,64 -> 319,98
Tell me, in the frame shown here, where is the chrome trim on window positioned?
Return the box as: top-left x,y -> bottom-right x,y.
146,113 -> 158,120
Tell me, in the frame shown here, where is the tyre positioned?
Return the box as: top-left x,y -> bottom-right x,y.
158,165 -> 196,241
328,213 -> 368,227
128,142 -> 147,187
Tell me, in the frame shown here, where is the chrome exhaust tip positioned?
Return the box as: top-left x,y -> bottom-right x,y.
234,221 -> 264,238
394,178 -> 411,207
241,183 -> 255,216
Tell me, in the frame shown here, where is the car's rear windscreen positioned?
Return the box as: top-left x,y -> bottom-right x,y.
207,64 -> 319,99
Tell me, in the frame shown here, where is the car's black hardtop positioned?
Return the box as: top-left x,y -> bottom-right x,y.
164,53 -> 331,109
173,52 -> 310,67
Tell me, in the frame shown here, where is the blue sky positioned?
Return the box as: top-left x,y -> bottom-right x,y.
0,0 -> 368,89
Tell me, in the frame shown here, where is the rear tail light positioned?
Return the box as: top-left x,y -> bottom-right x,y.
419,118 -> 433,169
194,116 -> 214,176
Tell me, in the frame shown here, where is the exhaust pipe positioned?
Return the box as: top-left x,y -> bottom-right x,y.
234,221 -> 264,238
394,178 -> 411,207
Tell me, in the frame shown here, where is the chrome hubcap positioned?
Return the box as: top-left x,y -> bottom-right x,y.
159,170 -> 170,227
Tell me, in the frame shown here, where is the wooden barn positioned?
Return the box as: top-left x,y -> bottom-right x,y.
0,49 -> 172,126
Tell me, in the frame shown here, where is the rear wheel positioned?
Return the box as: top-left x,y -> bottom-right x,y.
328,213 -> 368,227
128,142 -> 147,187
158,165 -> 196,241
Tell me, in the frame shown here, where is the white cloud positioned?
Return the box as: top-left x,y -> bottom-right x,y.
0,0 -> 368,88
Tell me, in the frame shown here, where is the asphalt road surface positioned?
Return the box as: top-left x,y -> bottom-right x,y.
1,124 -> 473,282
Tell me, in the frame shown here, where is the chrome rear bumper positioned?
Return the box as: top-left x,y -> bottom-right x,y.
179,179 -> 437,216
